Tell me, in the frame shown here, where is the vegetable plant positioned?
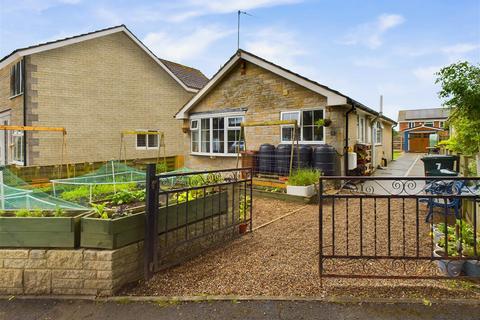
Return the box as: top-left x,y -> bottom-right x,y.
92,203 -> 110,219
15,209 -> 30,217
287,169 -> 320,186
239,196 -> 251,221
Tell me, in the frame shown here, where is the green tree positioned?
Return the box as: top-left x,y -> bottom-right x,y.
436,62 -> 480,155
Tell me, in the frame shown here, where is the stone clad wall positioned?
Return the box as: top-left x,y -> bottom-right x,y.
0,243 -> 142,296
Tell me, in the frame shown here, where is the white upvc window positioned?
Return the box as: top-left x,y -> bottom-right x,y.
357,115 -> 366,143
408,121 -> 414,128
374,121 -> 383,145
10,61 -> 23,98
136,130 -> 159,150
12,130 -> 24,165
424,121 -> 434,127
190,113 -> 244,156
280,108 -> 325,144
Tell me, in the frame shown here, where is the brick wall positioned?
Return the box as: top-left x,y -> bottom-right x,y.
22,32 -> 194,166
0,243 -> 142,296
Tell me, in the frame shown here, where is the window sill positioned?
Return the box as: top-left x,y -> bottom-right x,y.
11,160 -> 24,166
280,141 -> 325,145
191,152 -> 239,158
135,147 -> 159,150
9,93 -> 23,100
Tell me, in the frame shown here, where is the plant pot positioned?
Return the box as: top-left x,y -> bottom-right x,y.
433,249 -> 465,277
464,260 -> 480,277
432,228 -> 445,244
239,223 -> 248,234
286,184 -> 316,197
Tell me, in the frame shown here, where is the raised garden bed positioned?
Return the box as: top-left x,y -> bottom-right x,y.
81,191 -> 229,249
0,210 -> 88,248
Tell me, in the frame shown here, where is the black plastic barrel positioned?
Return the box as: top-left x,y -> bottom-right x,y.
312,145 -> 336,176
293,145 -> 312,169
275,144 -> 292,175
258,144 -> 276,174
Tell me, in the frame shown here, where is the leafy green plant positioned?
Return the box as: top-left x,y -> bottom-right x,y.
156,162 -> 168,173
0,210 -> 6,217
239,196 -> 251,221
287,169 -> 320,186
60,183 -> 137,202
54,206 -> 65,217
15,209 -> 30,217
315,118 -> 332,127
92,203 -> 110,219
30,209 -> 44,217
176,191 -> 197,203
107,189 -> 145,206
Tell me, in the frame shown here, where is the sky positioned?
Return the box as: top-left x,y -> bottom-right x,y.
1,0 -> 479,122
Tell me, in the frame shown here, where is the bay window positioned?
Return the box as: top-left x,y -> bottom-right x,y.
191,114 -> 244,155
280,108 -> 324,143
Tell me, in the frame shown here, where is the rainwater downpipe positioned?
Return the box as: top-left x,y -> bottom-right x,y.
344,104 -> 355,176
22,58 -> 27,166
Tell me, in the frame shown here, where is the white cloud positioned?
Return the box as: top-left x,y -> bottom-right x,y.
342,14 -> 405,49
352,56 -> 389,68
143,26 -> 233,62
2,0 -> 81,13
244,27 -> 308,74
441,43 -> 480,62
413,65 -> 441,83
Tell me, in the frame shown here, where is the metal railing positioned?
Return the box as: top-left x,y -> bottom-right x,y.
144,164 -> 253,279
319,176 -> 480,279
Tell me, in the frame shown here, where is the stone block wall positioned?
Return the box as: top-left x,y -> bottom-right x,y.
0,243 -> 142,296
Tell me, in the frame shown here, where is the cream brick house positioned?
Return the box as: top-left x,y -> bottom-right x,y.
175,50 -> 396,175
0,25 -> 208,166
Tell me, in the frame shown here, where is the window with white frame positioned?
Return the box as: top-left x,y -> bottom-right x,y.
374,122 -> 383,144
12,131 -> 24,164
191,114 -> 244,155
10,61 -> 23,97
408,122 -> 414,128
136,130 -> 159,149
424,121 -> 433,127
280,109 -> 324,143
357,115 -> 366,143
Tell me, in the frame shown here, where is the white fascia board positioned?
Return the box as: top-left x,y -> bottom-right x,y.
0,26 -> 198,93
175,54 -> 241,119
240,52 -> 347,106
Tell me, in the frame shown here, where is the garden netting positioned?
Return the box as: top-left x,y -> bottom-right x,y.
0,166 -> 86,211
50,161 -> 147,204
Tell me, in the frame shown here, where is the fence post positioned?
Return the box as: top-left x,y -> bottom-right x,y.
144,163 -> 159,280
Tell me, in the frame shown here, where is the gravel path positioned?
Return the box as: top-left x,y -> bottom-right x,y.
123,197 -> 480,299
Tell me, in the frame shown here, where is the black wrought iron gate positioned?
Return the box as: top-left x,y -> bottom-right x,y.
144,164 -> 252,280
319,176 -> 480,279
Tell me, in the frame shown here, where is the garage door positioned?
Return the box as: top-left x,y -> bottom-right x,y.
409,133 -> 429,152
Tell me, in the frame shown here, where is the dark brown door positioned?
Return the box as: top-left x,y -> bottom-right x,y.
409,133 -> 429,152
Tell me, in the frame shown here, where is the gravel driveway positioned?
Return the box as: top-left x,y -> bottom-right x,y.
123,196 -> 480,299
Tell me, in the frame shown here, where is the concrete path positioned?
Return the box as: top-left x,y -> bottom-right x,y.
364,152 -> 425,195
1,299 -> 479,320
374,152 -> 424,177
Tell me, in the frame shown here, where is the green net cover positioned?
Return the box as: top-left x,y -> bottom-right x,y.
50,161 -> 146,204
0,167 -> 87,211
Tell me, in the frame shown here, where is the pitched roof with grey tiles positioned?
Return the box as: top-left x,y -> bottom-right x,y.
160,59 -> 208,90
398,108 -> 450,121
0,24 -> 208,91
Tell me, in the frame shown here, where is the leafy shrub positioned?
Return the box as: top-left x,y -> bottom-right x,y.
60,183 -> 137,202
15,209 -> 30,217
156,162 -> 168,173
107,189 -> 146,206
287,169 -> 320,186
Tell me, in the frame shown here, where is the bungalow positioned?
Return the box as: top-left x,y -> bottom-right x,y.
0,25 -> 208,166
175,50 -> 396,175
398,108 -> 450,153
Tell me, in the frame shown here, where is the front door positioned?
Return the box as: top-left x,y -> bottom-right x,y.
0,112 -> 11,165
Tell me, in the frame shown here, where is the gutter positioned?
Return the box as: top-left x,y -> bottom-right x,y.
344,103 -> 355,176
22,58 -> 27,166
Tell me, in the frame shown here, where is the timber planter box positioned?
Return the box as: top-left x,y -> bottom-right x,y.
81,191 -> 229,249
0,211 -> 88,248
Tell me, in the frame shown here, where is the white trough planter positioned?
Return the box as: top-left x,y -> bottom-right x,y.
286,184 -> 316,197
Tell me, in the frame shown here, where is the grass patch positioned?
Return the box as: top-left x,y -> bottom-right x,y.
287,169 -> 320,186
393,150 -> 403,160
